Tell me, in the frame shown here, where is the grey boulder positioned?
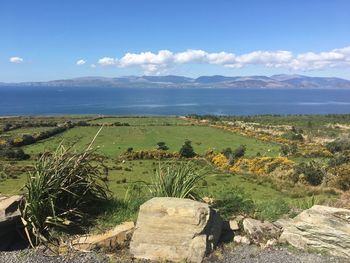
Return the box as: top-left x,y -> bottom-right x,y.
130,197 -> 222,263
279,205 -> 350,258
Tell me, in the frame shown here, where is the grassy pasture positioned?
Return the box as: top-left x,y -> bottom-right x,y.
0,115 -> 344,227
23,125 -> 280,158
88,116 -> 190,125
0,159 -> 323,206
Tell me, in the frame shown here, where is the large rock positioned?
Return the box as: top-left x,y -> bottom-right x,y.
279,205 -> 350,258
0,195 -> 25,250
130,197 -> 222,263
243,218 -> 281,243
72,221 -> 134,251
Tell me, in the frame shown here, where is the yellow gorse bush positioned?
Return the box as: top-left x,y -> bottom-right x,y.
207,149 -> 295,178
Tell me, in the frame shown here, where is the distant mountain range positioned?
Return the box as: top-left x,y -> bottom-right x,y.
2,74 -> 350,89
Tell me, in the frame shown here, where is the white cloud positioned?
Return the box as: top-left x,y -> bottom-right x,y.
236,50 -> 293,64
9,57 -> 24,63
90,64 -> 96,68
119,50 -> 173,67
76,59 -> 86,65
98,57 -> 116,66
174,49 -> 208,63
96,45 -> 350,74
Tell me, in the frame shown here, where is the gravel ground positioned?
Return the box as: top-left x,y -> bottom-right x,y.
0,245 -> 348,263
205,245 -> 349,263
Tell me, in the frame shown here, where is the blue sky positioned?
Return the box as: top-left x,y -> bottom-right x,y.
1,0 -> 350,82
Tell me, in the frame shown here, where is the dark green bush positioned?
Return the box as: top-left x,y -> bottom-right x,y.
179,140 -> 196,158
212,188 -> 255,220
294,161 -> 325,186
156,141 -> 169,151
221,145 -> 246,165
0,147 -> 30,160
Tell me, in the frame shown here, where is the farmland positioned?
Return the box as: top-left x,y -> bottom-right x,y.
1,114 -> 349,223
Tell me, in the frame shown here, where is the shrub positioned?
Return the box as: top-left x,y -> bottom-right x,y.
280,144 -> 298,156
328,151 -> 350,167
179,140 -> 196,158
326,137 -> 350,153
328,164 -> 350,191
0,147 -> 30,160
221,147 -> 233,159
232,145 -> 246,159
21,143 -> 109,245
212,188 -> 255,220
255,199 -> 290,221
221,145 -> 246,165
156,141 -> 169,151
294,161 -> 325,186
148,161 -> 204,199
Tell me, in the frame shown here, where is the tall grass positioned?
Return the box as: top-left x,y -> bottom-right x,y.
292,195 -> 320,210
21,128 -> 110,245
148,161 -> 204,199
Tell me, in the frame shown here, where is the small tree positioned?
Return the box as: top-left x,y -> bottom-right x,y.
221,145 -> 246,165
156,142 -> 169,151
232,145 -> 246,159
179,140 -> 196,158
221,147 -> 233,159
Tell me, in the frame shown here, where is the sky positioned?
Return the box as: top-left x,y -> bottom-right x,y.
1,0 -> 350,82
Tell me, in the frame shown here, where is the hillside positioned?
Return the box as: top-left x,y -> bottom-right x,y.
2,74 -> 350,89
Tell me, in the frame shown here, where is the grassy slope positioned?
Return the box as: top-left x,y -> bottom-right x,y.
1,116 -> 338,213
106,159 -> 287,201
24,125 -> 280,158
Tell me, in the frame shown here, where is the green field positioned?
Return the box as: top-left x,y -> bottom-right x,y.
88,116 -> 190,125
0,158 -> 310,205
23,125 -> 280,158
0,115 -> 346,222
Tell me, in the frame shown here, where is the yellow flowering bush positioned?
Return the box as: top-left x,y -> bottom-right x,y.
206,148 -> 295,179
211,153 -> 229,170
247,156 -> 295,176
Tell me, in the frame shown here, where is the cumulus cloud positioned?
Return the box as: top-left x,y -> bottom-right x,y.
96,45 -> 350,74
98,57 -> 116,66
76,59 -> 86,65
9,57 -> 24,63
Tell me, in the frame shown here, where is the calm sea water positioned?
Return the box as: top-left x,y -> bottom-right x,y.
1,86 -> 350,116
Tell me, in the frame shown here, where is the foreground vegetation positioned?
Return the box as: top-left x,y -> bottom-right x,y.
1,114 -> 349,243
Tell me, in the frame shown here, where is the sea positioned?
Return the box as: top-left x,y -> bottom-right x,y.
1,86 -> 350,116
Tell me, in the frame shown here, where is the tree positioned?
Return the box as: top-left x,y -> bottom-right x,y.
221,148 -> 233,159
179,140 -> 195,158
156,142 -> 169,151
232,145 -> 246,159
